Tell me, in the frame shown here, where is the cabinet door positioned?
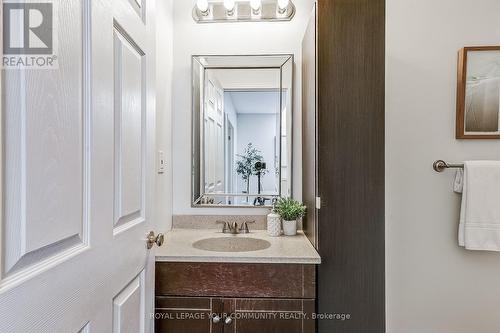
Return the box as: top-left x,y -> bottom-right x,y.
223,298 -> 315,333
155,297 -> 223,333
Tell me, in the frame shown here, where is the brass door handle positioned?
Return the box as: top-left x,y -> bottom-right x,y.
147,231 -> 165,249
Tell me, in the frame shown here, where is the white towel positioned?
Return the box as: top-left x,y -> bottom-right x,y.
454,169 -> 464,194
459,161 -> 500,251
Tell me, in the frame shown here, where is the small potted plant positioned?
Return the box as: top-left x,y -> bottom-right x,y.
276,197 -> 306,236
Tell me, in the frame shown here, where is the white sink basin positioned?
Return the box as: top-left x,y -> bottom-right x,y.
192,237 -> 271,252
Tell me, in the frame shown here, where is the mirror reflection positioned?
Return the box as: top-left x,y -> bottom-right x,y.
192,55 -> 293,207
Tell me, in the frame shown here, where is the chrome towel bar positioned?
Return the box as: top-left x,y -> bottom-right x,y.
433,160 -> 465,173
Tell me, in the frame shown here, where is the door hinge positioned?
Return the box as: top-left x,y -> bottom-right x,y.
316,197 -> 321,210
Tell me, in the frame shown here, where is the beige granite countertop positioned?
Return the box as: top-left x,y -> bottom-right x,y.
156,229 -> 321,265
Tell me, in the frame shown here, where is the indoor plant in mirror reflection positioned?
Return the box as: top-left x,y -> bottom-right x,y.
236,143 -> 268,202
276,197 -> 306,236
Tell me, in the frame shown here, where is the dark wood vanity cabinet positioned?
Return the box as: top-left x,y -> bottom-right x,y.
155,297 -> 221,333
155,262 -> 316,333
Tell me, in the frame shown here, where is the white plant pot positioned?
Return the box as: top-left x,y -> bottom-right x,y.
267,214 -> 282,237
282,219 -> 297,236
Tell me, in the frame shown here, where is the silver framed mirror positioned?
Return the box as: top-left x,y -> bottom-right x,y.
192,55 -> 293,207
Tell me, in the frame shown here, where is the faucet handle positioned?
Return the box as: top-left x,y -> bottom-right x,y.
239,220 -> 255,234
216,220 -> 229,233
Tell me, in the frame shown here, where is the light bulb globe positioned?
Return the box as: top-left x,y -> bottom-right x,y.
277,0 -> 289,11
224,0 -> 235,11
250,0 -> 261,12
196,0 -> 209,13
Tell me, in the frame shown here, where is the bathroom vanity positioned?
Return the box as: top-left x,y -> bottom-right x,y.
155,229 -> 320,332
159,53 -> 321,332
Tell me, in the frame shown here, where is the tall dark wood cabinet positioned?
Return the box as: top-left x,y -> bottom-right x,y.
302,0 -> 386,332
302,4 -> 318,248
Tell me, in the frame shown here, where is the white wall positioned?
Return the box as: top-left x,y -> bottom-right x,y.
172,0 -> 314,215
236,114 -> 278,194
155,0 -> 174,231
386,1 -> 500,332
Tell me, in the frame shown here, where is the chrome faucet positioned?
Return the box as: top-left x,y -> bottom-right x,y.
216,221 -> 237,234
216,221 -> 255,234
228,222 -> 238,234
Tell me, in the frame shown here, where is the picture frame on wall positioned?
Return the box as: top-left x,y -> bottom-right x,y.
457,46 -> 500,139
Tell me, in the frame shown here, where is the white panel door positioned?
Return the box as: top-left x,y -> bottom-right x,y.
215,89 -> 224,193
203,75 -> 224,195
0,0 -> 159,332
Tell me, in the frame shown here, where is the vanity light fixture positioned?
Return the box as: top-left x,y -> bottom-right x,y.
196,0 -> 210,15
277,0 -> 289,14
192,0 -> 295,23
250,0 -> 262,15
224,0 -> 236,15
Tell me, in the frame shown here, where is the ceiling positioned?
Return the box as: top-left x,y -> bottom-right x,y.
209,68 -> 280,90
226,91 -> 281,114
